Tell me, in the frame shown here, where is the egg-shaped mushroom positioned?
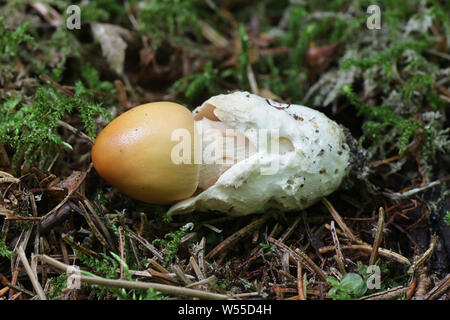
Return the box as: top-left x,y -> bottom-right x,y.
91,102 -> 199,204
92,92 -> 351,216
167,91 -> 351,216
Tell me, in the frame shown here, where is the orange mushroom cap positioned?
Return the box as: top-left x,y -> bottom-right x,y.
91,102 -> 199,204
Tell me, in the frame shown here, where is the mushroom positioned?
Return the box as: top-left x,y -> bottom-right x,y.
91,102 -> 199,204
92,92 -> 351,215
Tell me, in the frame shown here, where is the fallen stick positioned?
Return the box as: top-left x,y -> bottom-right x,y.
424,273 -> 450,300
268,237 -> 328,281
318,245 -> 410,265
16,247 -> 47,300
207,215 -> 268,260
369,207 -> 385,266
38,254 -> 230,300
360,286 -> 408,300
321,198 -> 357,242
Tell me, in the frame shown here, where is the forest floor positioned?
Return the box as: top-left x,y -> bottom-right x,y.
0,0 -> 449,300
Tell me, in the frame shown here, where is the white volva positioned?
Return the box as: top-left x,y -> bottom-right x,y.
168,91 -> 351,216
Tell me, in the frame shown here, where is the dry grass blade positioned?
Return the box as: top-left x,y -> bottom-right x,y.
61,233 -> 102,259
42,171 -> 92,220
199,20 -> 228,47
147,268 -> 180,285
5,216 -> 41,221
38,254 -> 230,300
41,169 -> 89,220
0,274 -> 35,297
82,197 -> 117,251
423,273 -> 450,300
0,286 -> 8,297
297,261 -> 306,300
330,221 -> 345,274
147,258 -> 170,274
118,226 -> 126,280
121,225 -> 164,262
278,215 -> 301,243
57,120 -> 93,144
0,171 -> 14,178
0,208 -> 15,217
189,256 -> 205,281
369,207 -> 385,266
321,197 -> 357,242
0,177 -> 20,184
128,237 -> 142,270
77,201 -> 112,252
406,277 -> 418,300
247,64 -> 259,95
206,215 -> 269,260
80,276 -> 230,300
319,244 -> 411,265
408,234 -> 438,275
59,237 -> 70,265
198,237 -> 206,276
185,275 -> 216,289
324,224 -> 368,245
360,286 -> 408,300
382,180 -> 441,200
10,227 -> 33,298
268,237 -> 328,281
333,255 -> 346,276
15,247 -> 46,300
172,264 -> 192,285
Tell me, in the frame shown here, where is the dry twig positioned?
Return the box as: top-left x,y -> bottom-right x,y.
360,286 -> 408,300
321,198 -> 357,242
268,237 -> 328,281
297,261 -> 306,300
38,254 -> 230,300
207,215 -> 269,260
318,245 -> 410,265
423,273 -> 450,300
16,247 -> 47,300
369,207 -> 385,266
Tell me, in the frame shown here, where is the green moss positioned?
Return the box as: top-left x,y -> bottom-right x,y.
0,20 -> 34,60
171,61 -> 220,103
342,84 -> 425,155
0,238 -> 13,259
80,63 -> 115,94
445,211 -> 450,226
0,83 -> 111,168
341,41 -> 430,80
153,223 -> 193,268
77,0 -> 126,23
48,273 -> 68,299
138,0 -> 202,48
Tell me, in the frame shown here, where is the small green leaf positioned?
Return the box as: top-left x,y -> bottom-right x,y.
326,276 -> 341,287
340,273 -> 367,297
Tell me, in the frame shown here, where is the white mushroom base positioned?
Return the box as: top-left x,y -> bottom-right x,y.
168,91 -> 351,216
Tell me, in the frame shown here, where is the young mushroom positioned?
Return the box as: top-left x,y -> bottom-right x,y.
92,92 -> 351,216
91,102 -> 199,204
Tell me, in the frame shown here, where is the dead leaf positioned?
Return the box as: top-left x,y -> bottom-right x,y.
30,2 -> 63,27
91,23 -> 133,75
